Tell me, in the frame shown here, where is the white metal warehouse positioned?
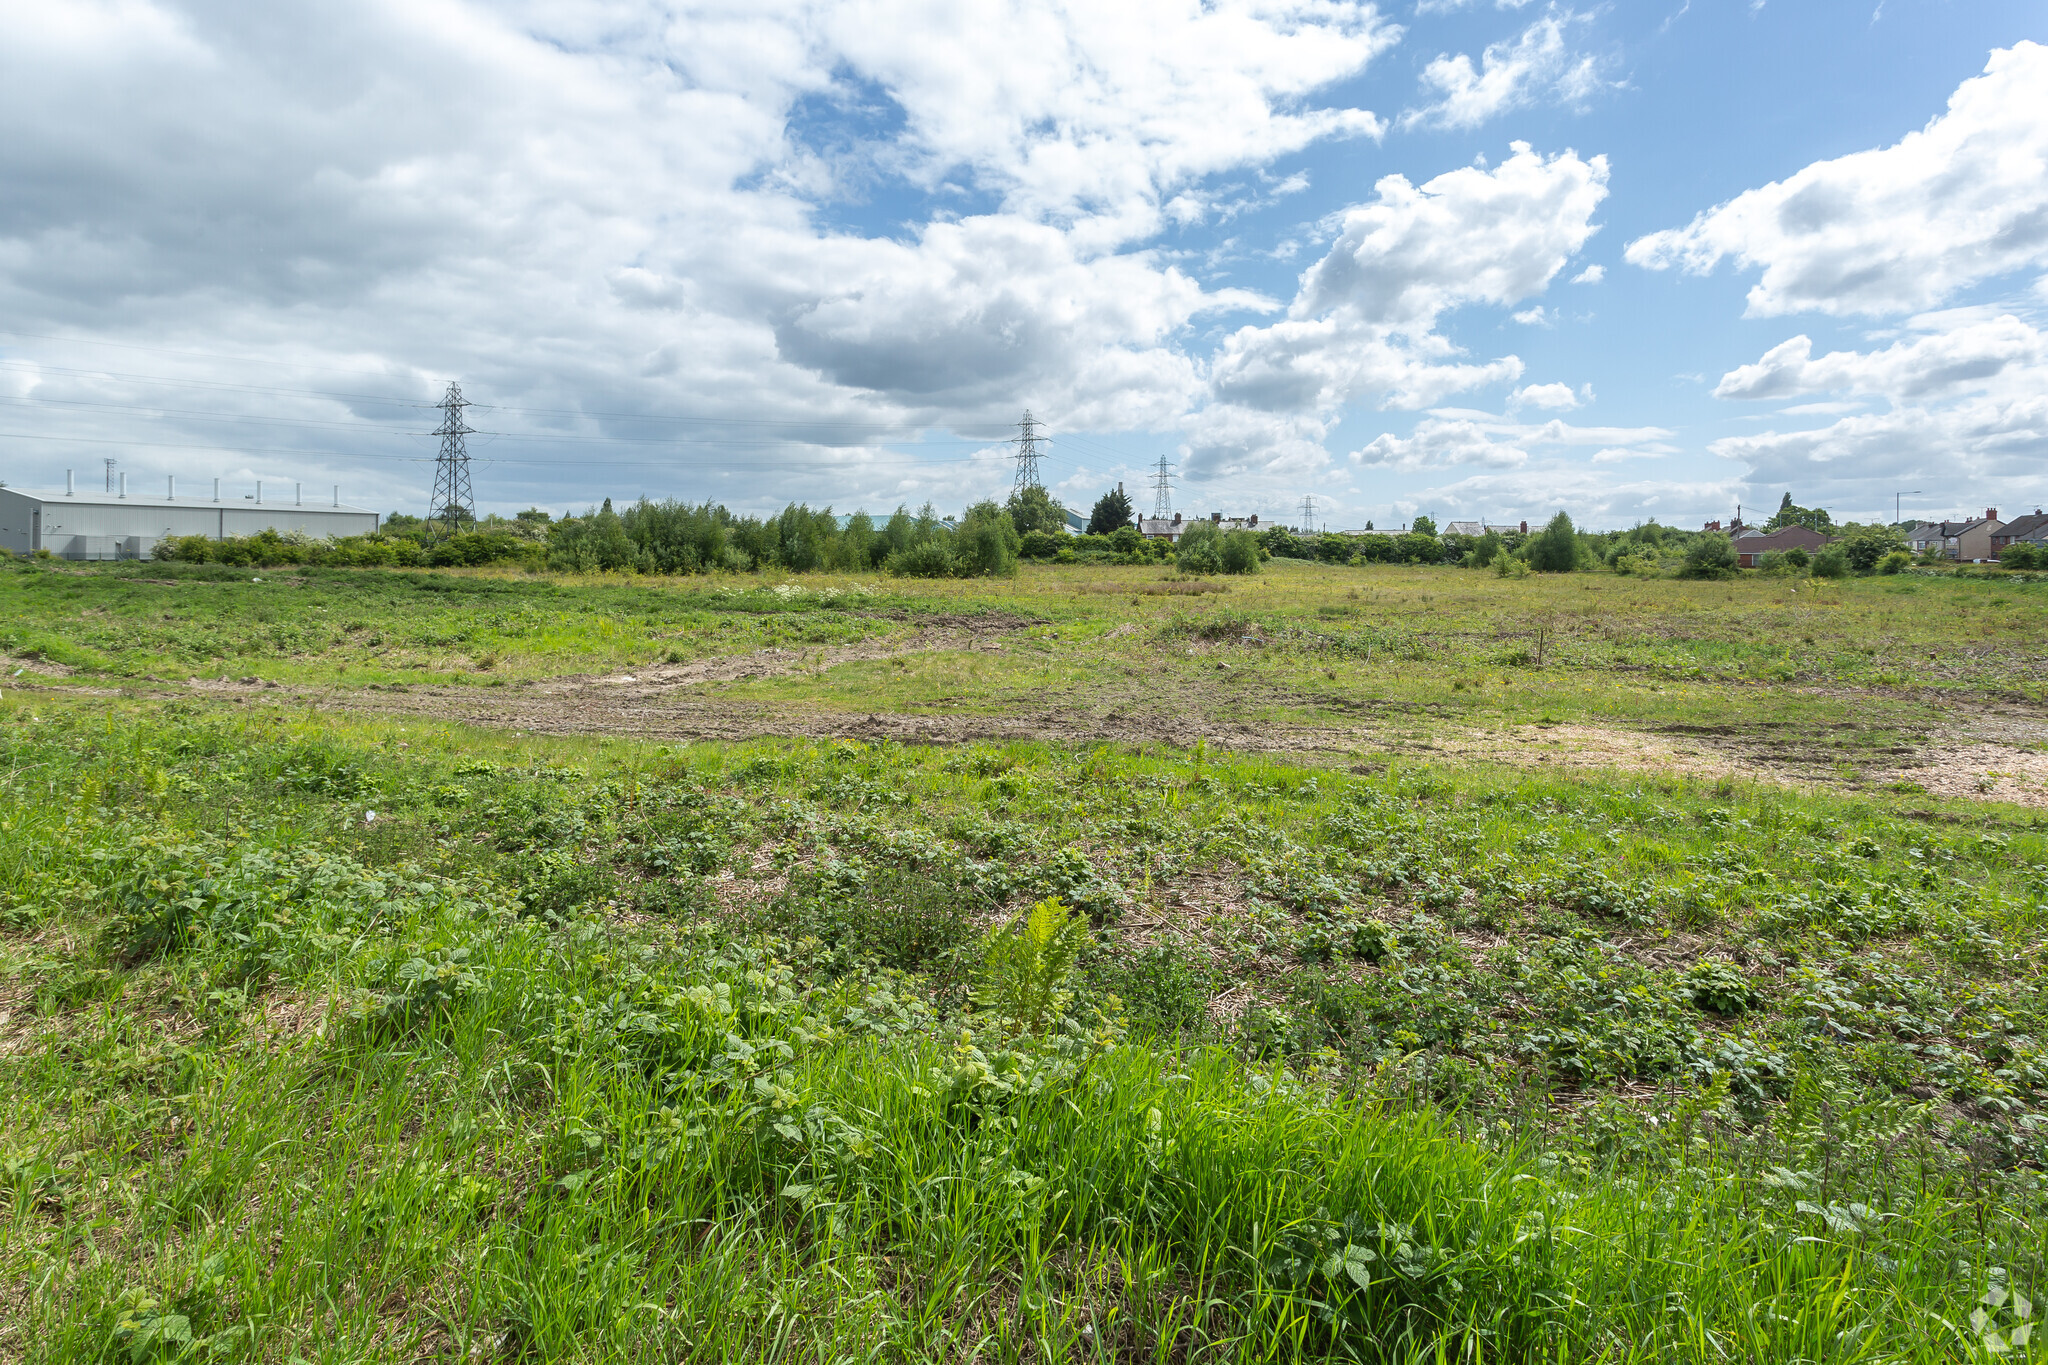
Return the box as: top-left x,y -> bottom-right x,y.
0,474 -> 380,560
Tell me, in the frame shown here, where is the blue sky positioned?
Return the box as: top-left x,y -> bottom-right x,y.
2,0 -> 2044,531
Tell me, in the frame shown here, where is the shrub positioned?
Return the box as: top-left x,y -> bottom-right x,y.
1176,521 -> 1224,574
1220,529 -> 1263,574
1840,523 -> 1907,573
1811,546 -> 1849,578
1680,535 -> 1736,579
2002,542 -> 2042,570
886,540 -> 957,578
1109,524 -> 1144,557
1493,553 -> 1531,579
953,501 -> 1021,577
1782,545 -> 1810,569
1877,549 -> 1913,575
1019,529 -> 1062,560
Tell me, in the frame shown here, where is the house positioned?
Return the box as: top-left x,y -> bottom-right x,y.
1137,511 -> 1260,541
1992,509 -> 2048,558
1730,525 -> 1830,568
1912,509 -> 2004,562
1441,519 -> 1529,537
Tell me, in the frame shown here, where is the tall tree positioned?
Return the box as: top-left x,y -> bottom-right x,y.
1087,486 -> 1134,534
1005,485 -> 1069,537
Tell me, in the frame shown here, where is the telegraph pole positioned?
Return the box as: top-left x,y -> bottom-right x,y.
1150,454 -> 1176,519
1010,411 -> 1045,495
426,381 -> 474,540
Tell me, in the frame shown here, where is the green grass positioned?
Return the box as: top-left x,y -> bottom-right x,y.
3,684 -> 2046,1361
4,557 -> 2047,1359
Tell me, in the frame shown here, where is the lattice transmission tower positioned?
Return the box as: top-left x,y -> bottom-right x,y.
426,381 -> 475,540
1150,455 -> 1176,520
1010,410 -> 1045,495
1299,494 -> 1317,532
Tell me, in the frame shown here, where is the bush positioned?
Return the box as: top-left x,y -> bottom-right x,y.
1839,523 -> 1907,573
1176,521 -> 1224,574
1782,545 -> 1810,569
1220,529 -> 1263,574
953,501 -> 1021,577
1810,547 -> 1849,578
1877,549 -> 1913,575
1493,553 -> 1531,579
1680,535 -> 1736,579
2002,542 -> 2042,570
1019,529 -> 1062,560
885,540 -> 957,578
1109,524 -> 1144,557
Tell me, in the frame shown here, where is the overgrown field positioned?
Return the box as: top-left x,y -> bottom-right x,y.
3,559 -> 2047,1361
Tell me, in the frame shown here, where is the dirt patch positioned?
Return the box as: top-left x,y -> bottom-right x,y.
1426,723 -> 1763,782
1889,743 -> 2048,808
2,652 -> 75,678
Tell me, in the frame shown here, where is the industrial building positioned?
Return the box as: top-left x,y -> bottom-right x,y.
0,473 -> 380,560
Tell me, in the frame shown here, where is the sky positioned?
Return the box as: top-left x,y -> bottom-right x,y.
2,0 -> 2045,533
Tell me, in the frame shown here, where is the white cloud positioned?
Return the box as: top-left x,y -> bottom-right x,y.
1712,315 -> 2044,401
1411,462 -> 1740,528
1570,263 -> 1604,283
1350,410 -> 1669,470
1707,317 -> 2048,508
1512,305 -> 1550,325
0,0 -> 1408,516
1400,8 -> 1606,132
1509,381 -> 1578,409
1186,141 -> 1607,475
1625,42 -> 2048,317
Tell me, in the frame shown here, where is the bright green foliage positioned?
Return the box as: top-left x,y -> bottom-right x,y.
1682,533 -> 1738,578
1841,522 -> 1909,573
1766,494 -> 1836,534
1004,485 -> 1069,537
977,896 -> 1087,1032
952,500 -> 1022,577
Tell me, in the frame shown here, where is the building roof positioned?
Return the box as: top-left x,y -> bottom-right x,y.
1735,525 -> 1829,552
1995,510 -> 2048,541
0,486 -> 377,515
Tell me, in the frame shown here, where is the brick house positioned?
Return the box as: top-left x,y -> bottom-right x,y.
1730,524 -> 1831,568
1993,509 -> 2048,558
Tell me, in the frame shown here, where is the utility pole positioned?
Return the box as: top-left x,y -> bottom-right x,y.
1894,490 -> 1922,525
1010,410 -> 1045,495
1298,494 -> 1316,533
1150,454 -> 1176,520
103,457 -> 117,493
425,381 -> 474,541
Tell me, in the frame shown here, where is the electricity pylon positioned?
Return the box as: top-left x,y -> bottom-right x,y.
1010,410 -> 1045,495
1150,455 -> 1176,520
425,381 -> 474,540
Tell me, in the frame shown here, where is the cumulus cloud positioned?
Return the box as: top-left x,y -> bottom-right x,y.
1712,315 -> 2044,401
1508,381 -> 1578,409
1570,263 -> 1603,283
1400,8 -> 1606,132
1706,313 -> 2048,499
1411,463 -> 1739,528
1625,41 -> 2048,318
1186,141 -> 1606,475
1351,410 -> 1669,470
0,0 -> 1405,516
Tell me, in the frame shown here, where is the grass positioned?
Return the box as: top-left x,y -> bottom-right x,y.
2,557 -> 2047,1360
